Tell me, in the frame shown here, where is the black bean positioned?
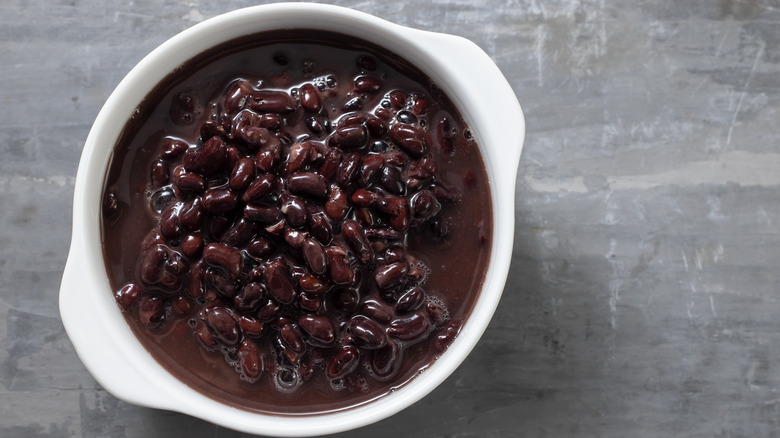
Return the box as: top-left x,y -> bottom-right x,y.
298,315 -> 336,347
160,137 -> 189,160
249,90 -> 296,113
244,202 -> 282,224
280,194 -> 307,229
238,339 -> 262,381
202,188 -> 238,214
359,299 -> 393,325
202,243 -> 243,280
374,262 -> 408,290
371,339 -> 400,379
137,295 -> 164,328
205,306 -> 241,346
179,197 -> 204,232
183,136 -> 227,176
317,148 -> 342,182
287,172 -> 328,199
342,220 -> 373,265
396,286 -> 426,314
326,345 -> 360,379
247,236 -> 275,259
114,282 -> 142,311
150,159 -> 168,188
279,324 -> 306,354
229,157 -> 256,191
354,75 -> 382,92
299,274 -> 329,295
238,315 -> 265,337
265,258 -> 296,304
410,189 -> 441,222
234,282 -> 266,313
389,124 -> 427,158
301,236 -> 328,275
159,204 -> 182,239
324,184 -> 348,221
242,174 -> 276,204
140,245 -> 167,285
388,312 -> 430,341
299,83 -> 322,113
220,217 -> 257,248
308,212 -> 332,245
172,165 -> 206,194
328,125 -> 367,151
349,316 -> 387,349
324,246 -> 354,286
379,166 -> 405,195
336,152 -> 361,187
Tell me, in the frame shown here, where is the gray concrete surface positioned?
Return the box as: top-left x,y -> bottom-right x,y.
3,0 -> 780,437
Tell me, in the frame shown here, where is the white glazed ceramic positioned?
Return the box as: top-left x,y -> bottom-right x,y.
59,3 -> 524,436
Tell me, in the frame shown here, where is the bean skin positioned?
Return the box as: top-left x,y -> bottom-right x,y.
244,203 -> 282,224
299,83 -> 322,113
234,282 -> 266,312
181,233 -> 204,258
137,295 -> 164,328
220,217 -> 257,248
202,188 -> 238,214
172,165 -> 206,194
183,136 -> 227,176
238,339 -> 262,381
324,184 -> 348,221
359,299 -> 393,325
299,274 -> 329,295
229,157 -> 256,191
298,315 -> 336,347
326,345 -> 360,379
249,90 -> 296,113
298,292 -> 322,313
389,124 -> 427,158
280,194 -> 307,228
140,245 -> 167,285
329,125 -> 367,151
342,219 -> 373,265
396,286 -> 426,314
357,154 -> 384,186
257,298 -> 282,322
410,189 -> 441,222
374,262 -> 408,290
114,282 -> 142,311
379,166 -> 405,195
287,172 -> 328,199
349,316 -> 387,349
160,137 -> 189,160
265,258 -> 296,304
238,315 -> 265,337
308,212 -> 332,245
301,236 -> 328,275
371,339 -> 400,379
324,246 -> 354,285
317,148 -> 342,182
336,152 -> 361,187
247,236 -> 275,259
354,75 -> 382,92
202,243 -> 243,280
223,79 -> 254,114
205,306 -> 241,346
159,204 -> 182,239
388,312 -> 430,341
279,324 -> 306,354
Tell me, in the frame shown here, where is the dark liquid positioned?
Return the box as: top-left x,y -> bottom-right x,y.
101,30 -> 492,414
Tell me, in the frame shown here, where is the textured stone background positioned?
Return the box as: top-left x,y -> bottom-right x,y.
3,0 -> 780,437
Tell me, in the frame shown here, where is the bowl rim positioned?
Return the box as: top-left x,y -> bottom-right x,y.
59,3 -> 525,436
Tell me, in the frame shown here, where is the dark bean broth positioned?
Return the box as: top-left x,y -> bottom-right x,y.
101,30 -> 492,414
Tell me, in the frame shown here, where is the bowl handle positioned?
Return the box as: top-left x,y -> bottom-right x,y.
59,240 -> 171,410
405,28 -> 526,192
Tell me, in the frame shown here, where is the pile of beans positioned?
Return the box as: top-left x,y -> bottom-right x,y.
107,52 -> 475,394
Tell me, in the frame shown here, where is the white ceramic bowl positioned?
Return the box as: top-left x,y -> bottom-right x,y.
59,3 -> 524,436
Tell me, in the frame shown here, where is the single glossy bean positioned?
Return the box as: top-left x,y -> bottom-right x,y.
396,286 -> 426,314
342,220 -> 373,265
308,212 -> 332,245
140,245 -> 167,285
202,243 -> 243,280
172,165 -> 206,194
287,172 -> 328,199
159,204 -> 182,239
379,166 -> 405,195
247,236 -> 275,259
324,246 -> 354,285
114,282 -> 142,311
298,315 -> 336,347
229,157 -> 256,191
349,315 -> 387,349
265,258 -> 296,304
354,75 -> 382,93
298,292 -> 322,313
359,299 -> 393,325
326,345 -> 360,379
234,282 -> 266,312
317,148 -> 341,182
299,83 -> 322,113
181,233 -> 204,258
374,262 -> 408,290
202,187 -> 238,214
137,295 -> 164,328
183,136 -> 227,176
299,274 -> 329,295
238,339 -> 262,381
244,203 -> 282,224
249,90 -> 296,113
329,125 -> 367,151
336,152 -> 361,186
279,323 -> 306,354
324,184 -> 348,221
160,137 -> 189,160
388,312 -> 430,341
389,124 -> 427,158
280,194 -> 307,229
205,306 -> 241,346
301,236 -> 328,275
220,217 -> 257,248
150,159 -> 168,188
237,315 -> 265,337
